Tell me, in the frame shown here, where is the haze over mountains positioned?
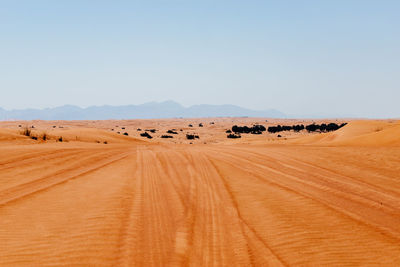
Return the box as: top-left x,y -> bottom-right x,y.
0,101 -> 285,120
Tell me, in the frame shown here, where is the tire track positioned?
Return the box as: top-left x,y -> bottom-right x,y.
207,148 -> 400,242
0,149 -> 132,206
207,156 -> 288,267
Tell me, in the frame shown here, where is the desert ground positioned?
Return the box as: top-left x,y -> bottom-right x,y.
0,118 -> 399,266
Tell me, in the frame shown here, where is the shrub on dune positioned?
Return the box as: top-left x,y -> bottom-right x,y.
21,127 -> 32,137
186,134 -> 199,140
167,130 -> 178,134
140,132 -> 153,139
227,133 -> 241,139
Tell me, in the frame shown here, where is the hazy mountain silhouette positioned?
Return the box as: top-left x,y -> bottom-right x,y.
0,101 -> 285,120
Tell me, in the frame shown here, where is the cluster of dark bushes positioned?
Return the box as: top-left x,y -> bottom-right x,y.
231,124 -> 266,134
161,135 -> 173,138
186,134 -> 199,140
268,125 -> 303,133
167,130 -> 178,134
267,123 -> 347,133
227,133 -> 241,139
20,127 -> 55,142
140,132 -> 153,139
306,123 -> 347,132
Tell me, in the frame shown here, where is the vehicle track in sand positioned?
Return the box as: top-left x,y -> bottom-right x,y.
0,143 -> 399,266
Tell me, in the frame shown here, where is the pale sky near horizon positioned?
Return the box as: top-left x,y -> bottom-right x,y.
0,1 -> 399,118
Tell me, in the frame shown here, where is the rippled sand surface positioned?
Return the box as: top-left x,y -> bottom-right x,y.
0,119 -> 399,266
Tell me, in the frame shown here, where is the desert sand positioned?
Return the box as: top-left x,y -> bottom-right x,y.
0,118 -> 399,266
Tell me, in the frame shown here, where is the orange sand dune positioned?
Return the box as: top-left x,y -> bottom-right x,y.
0,119 -> 399,266
291,120 -> 400,146
0,128 -> 34,144
48,128 -> 145,144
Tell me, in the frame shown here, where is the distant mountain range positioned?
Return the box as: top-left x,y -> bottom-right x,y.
0,101 -> 285,120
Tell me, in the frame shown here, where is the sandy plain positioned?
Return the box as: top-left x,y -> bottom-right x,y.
0,118 -> 399,266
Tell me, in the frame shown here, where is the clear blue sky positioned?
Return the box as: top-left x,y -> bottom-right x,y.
1,1 -> 399,117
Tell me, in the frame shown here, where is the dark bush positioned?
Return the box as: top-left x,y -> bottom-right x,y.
253,125 -> 266,132
232,124 -> 266,134
188,124 -> 193,127
123,132 -> 129,136
167,130 -> 178,134
305,122 -> 346,132
21,127 -> 31,137
305,124 -> 318,132
227,134 -> 241,139
140,132 -> 153,139
199,123 -> 203,127
186,134 -> 199,140
292,124 -> 305,132
267,123 -> 345,133
226,129 -> 232,133
161,135 -> 173,138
